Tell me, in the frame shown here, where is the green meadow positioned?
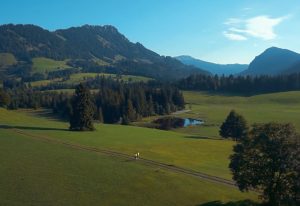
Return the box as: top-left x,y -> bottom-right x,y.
31,57 -> 70,73
174,91 -> 300,138
29,72 -> 153,88
0,53 -> 17,68
0,108 -> 258,205
65,73 -> 153,84
3,91 -> 299,205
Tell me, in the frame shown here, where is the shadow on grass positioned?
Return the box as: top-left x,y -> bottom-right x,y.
199,91 -> 253,97
0,124 -> 68,131
28,109 -> 67,122
184,135 -> 223,140
197,200 -> 260,206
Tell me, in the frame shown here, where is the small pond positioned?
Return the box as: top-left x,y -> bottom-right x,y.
153,117 -> 204,130
183,118 -> 204,127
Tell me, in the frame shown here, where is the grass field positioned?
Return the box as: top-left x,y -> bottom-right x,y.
29,72 -> 153,89
173,91 -> 300,138
65,73 -> 152,83
32,57 -> 70,73
0,108 -> 258,205
0,53 -> 17,68
4,90 -> 297,205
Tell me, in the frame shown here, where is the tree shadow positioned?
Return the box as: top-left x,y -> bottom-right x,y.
184,135 -> 223,140
28,109 -> 67,122
0,124 -> 68,131
197,200 -> 261,206
201,91 -> 253,97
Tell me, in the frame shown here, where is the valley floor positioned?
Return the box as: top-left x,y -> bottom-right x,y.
0,108 -> 258,206
174,91 -> 300,138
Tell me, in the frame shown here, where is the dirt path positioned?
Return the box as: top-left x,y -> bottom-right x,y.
10,128 -> 237,188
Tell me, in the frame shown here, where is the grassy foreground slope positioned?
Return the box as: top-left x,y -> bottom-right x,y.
0,109 -> 257,205
177,91 -> 300,137
0,109 -> 235,179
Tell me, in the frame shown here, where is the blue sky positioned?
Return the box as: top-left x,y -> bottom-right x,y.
1,0 -> 300,64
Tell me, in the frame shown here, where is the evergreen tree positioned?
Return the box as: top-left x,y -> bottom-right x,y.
121,115 -> 130,125
172,89 -> 185,109
97,106 -> 104,123
219,110 -> 248,141
69,83 -> 95,131
147,95 -> 155,116
0,89 -> 10,107
127,99 -> 136,121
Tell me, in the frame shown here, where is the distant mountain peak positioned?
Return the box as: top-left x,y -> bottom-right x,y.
241,47 -> 300,76
79,24 -> 119,32
175,55 -> 248,75
263,47 -> 299,55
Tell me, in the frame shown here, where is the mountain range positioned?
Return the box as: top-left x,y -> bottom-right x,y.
0,24 -> 209,80
1,24 -> 300,81
177,47 -> 300,76
175,55 -> 248,75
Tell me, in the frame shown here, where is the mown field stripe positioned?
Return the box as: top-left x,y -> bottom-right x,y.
9,128 -> 237,188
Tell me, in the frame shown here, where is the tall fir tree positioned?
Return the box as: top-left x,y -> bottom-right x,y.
219,110 -> 248,141
97,106 -> 104,123
69,83 -> 95,131
126,99 -> 136,122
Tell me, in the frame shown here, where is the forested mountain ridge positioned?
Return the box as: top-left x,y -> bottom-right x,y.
0,24 -> 209,80
241,47 -> 300,76
283,61 -> 300,74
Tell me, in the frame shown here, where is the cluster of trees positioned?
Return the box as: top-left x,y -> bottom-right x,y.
2,78 -> 185,125
178,74 -> 300,94
153,117 -> 185,130
220,110 -> 300,205
92,79 -> 185,124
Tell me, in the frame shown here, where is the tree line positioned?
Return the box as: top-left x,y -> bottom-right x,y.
177,73 -> 300,94
0,77 -> 185,124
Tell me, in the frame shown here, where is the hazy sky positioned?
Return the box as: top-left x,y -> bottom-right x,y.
1,0 -> 300,64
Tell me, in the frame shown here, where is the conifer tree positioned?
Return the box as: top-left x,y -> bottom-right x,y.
69,83 -> 95,131
97,106 -> 104,123
219,110 -> 248,141
0,89 -> 10,107
126,99 -> 136,121
147,95 -> 155,116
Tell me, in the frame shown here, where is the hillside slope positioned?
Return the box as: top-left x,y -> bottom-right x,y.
0,24 -> 209,80
283,61 -> 300,74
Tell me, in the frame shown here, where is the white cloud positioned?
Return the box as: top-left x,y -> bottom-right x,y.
223,15 -> 289,41
223,31 -> 247,41
224,18 -> 242,25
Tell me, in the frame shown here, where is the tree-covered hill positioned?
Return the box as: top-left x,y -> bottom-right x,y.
0,24 -> 209,80
241,47 -> 300,76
